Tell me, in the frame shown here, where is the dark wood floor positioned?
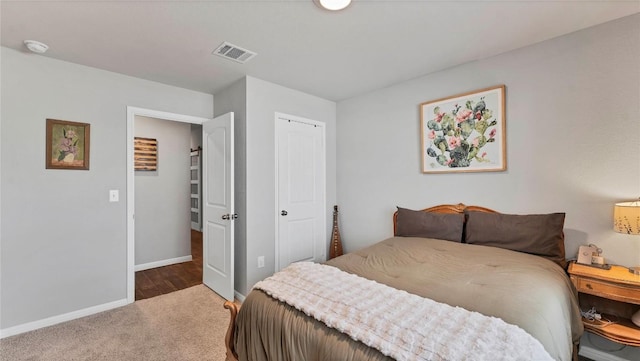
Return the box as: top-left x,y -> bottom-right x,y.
135,230 -> 203,301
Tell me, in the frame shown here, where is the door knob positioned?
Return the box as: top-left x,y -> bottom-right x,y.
281,210 -> 288,216
232,214 -> 239,219
221,214 -> 230,220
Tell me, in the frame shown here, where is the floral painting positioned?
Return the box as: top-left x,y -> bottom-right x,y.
420,85 -> 505,173
46,119 -> 90,170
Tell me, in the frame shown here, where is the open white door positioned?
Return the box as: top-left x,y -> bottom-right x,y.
202,112 -> 234,301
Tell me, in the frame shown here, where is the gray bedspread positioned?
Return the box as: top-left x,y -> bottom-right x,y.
234,237 -> 583,361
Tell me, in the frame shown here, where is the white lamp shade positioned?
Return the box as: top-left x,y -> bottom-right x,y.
613,201 -> 640,235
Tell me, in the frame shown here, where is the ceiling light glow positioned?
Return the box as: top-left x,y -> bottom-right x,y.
314,0 -> 352,11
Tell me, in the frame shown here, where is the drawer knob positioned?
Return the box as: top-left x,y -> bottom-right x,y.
586,283 -> 593,290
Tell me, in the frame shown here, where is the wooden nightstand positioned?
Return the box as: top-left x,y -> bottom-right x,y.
568,262 -> 640,346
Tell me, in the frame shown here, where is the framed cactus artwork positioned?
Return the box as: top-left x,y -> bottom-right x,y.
45,119 -> 91,170
420,85 -> 506,173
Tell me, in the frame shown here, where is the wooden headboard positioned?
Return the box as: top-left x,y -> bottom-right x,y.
392,203 -> 498,235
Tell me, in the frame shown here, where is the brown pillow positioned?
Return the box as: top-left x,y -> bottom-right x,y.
464,211 -> 566,268
395,207 -> 465,242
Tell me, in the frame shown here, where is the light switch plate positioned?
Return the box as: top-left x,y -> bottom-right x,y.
109,190 -> 119,202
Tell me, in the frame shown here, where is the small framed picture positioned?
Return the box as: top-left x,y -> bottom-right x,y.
134,137 -> 158,171
420,85 -> 506,173
45,119 -> 90,170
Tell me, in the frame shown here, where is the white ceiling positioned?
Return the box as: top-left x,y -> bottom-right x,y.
2,0 -> 638,101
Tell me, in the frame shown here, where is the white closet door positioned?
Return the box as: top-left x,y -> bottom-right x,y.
275,113 -> 326,271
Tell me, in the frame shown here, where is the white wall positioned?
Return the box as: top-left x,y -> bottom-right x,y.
241,76 -> 337,296
337,14 -> 640,359
337,14 -> 640,265
0,47 -> 213,332
214,76 -> 337,297
134,116 -> 191,267
190,124 -> 202,150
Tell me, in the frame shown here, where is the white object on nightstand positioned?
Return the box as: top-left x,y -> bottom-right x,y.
633,310 -> 640,327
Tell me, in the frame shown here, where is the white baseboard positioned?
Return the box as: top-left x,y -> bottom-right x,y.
0,298 -> 129,339
580,345 -> 632,361
234,290 -> 246,303
134,255 -> 192,272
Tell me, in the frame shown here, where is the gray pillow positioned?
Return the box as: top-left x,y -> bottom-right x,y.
465,211 -> 566,268
395,207 -> 465,242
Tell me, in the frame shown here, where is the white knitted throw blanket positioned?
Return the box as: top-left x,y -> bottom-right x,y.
253,262 -> 552,361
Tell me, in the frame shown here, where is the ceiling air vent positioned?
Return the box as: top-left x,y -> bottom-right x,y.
213,42 -> 257,64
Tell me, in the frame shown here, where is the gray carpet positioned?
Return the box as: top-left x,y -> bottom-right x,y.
0,285 -> 228,361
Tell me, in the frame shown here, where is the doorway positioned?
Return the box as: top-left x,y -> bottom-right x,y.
132,116 -> 204,300
126,107 -> 210,303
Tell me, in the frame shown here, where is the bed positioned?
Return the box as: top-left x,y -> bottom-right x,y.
223,204 -> 584,361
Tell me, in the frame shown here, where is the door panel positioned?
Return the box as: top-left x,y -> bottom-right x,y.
202,112 -> 234,301
289,133 -> 315,202
276,115 -> 326,271
206,221 -> 227,275
288,218 -> 315,263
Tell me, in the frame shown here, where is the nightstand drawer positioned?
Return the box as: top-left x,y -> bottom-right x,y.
576,278 -> 640,305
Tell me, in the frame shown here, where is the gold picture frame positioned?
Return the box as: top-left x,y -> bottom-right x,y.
420,85 -> 506,173
45,119 -> 90,170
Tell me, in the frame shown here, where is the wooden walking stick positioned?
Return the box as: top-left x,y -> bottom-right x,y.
329,205 -> 343,259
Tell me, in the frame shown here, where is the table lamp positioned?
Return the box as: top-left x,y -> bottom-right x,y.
614,199 -> 640,274
614,199 -> 640,326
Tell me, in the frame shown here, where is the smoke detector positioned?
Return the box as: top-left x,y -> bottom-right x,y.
212,42 -> 257,64
24,40 -> 49,54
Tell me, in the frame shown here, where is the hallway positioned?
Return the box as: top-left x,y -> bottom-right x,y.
135,230 -> 203,300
